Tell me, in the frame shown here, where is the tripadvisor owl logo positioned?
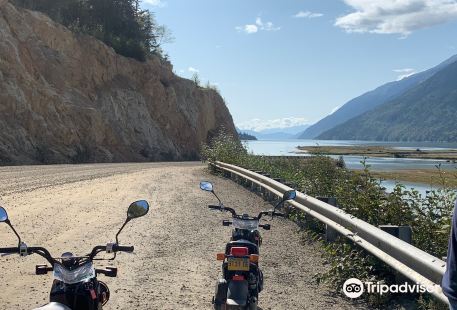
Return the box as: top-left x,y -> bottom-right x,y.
343,278 -> 364,298
342,277 -> 437,298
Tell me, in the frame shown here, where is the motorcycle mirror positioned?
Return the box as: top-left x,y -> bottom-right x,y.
116,200 -> 150,244
273,190 -> 297,213
0,207 -> 8,222
0,207 -> 22,244
200,181 -> 214,192
200,181 -> 222,205
262,224 -> 271,231
127,200 -> 150,220
282,190 -> 297,201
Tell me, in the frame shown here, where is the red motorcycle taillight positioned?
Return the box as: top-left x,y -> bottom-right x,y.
230,247 -> 249,257
232,275 -> 245,281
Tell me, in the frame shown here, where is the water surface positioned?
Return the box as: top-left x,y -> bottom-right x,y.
244,139 -> 457,171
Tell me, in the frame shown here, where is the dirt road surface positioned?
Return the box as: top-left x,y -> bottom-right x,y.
0,163 -> 363,309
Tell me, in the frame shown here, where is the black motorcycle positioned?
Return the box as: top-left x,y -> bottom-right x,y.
0,200 -> 150,310
200,181 -> 296,310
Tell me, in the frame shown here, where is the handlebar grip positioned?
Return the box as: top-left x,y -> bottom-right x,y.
115,245 -> 134,253
208,205 -> 221,210
0,247 -> 19,254
273,212 -> 286,217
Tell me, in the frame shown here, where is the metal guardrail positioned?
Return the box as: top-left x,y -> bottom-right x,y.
211,161 -> 449,304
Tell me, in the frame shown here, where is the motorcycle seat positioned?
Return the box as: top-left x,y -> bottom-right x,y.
33,302 -> 72,310
226,239 -> 259,255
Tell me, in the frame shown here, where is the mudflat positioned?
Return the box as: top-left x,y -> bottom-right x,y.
0,162 -> 361,309
297,145 -> 457,161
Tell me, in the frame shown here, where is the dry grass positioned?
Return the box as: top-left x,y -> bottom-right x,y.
297,146 -> 457,161
360,169 -> 457,187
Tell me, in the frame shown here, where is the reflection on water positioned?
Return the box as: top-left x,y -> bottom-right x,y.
380,180 -> 439,196
244,139 -> 457,171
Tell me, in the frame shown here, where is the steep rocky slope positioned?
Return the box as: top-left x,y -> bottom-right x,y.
0,0 -> 236,164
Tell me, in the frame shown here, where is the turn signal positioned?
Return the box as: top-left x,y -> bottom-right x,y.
249,254 -> 259,263
216,253 -> 225,261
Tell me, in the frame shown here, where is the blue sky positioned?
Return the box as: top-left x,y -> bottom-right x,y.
143,0 -> 457,131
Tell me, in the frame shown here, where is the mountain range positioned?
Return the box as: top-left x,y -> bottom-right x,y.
237,125 -> 309,140
318,59 -> 457,142
299,54 -> 457,141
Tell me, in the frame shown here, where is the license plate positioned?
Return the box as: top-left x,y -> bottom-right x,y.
227,257 -> 250,271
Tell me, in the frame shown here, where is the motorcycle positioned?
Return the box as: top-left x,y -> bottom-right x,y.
200,181 -> 297,310
0,200 -> 150,310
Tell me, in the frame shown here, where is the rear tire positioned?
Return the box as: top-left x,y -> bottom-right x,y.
248,299 -> 257,310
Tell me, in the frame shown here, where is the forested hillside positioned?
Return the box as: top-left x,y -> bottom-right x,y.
299,54 -> 457,139
12,0 -> 171,61
318,60 -> 457,142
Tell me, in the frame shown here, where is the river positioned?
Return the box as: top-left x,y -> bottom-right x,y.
243,139 -> 457,195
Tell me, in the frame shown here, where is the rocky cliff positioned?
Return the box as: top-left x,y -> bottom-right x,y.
0,0 -> 236,164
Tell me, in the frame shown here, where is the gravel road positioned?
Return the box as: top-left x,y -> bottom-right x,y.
0,162 -> 363,309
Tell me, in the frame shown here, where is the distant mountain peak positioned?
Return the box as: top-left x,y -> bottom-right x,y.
317,58 -> 457,142
299,53 -> 457,139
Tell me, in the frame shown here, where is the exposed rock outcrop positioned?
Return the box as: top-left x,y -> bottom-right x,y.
0,1 -> 236,164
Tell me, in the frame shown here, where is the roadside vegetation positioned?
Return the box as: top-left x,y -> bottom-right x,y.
202,130 -> 456,308
11,0 -> 172,61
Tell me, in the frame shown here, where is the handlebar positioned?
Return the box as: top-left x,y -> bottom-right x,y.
0,246 -> 54,264
1,243 -> 134,263
208,205 -> 286,221
208,205 -> 236,216
0,247 -> 19,254
114,245 -> 134,253
89,244 -> 134,259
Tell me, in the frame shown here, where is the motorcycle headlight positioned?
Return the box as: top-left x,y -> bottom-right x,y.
53,262 -> 95,284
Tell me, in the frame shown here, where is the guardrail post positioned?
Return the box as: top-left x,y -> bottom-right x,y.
379,225 -> 413,284
253,172 -> 262,192
260,173 -> 271,200
379,225 -> 412,244
272,178 -> 282,201
317,197 -> 338,242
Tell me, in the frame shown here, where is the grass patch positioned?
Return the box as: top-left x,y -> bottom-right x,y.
298,145 -> 457,161
369,169 -> 457,188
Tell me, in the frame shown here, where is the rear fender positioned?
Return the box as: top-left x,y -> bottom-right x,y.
226,280 -> 249,307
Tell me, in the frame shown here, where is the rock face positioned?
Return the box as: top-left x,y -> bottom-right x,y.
0,1 -> 236,164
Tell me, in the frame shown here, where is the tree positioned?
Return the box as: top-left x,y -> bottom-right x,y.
11,0 -> 170,61
192,73 -> 201,86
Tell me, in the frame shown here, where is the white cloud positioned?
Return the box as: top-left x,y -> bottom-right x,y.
293,11 -> 324,18
188,67 -> 199,73
236,17 -> 280,34
143,0 -> 166,7
237,117 -> 309,132
335,0 -> 457,36
393,68 -> 417,80
235,24 -> 259,34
